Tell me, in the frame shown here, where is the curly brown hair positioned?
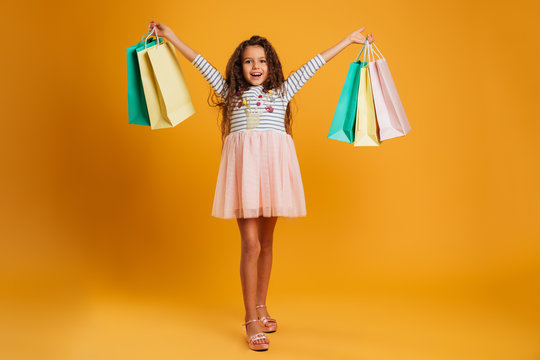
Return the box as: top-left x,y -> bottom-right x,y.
205,35 -> 298,150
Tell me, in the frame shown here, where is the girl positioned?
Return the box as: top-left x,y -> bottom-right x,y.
148,21 -> 373,351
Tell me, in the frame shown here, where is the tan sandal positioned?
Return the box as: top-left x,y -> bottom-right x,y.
242,319 -> 269,351
256,304 -> 277,333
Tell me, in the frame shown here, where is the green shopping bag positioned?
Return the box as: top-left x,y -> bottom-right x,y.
127,31 -> 164,126
327,44 -> 369,143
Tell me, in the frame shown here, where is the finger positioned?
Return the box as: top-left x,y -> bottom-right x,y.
358,27 -> 366,32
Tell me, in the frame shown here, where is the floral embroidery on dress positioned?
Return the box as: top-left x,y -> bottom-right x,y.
235,88 -> 275,129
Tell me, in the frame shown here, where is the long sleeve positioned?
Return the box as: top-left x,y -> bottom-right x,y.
191,54 -> 229,99
283,54 -> 326,103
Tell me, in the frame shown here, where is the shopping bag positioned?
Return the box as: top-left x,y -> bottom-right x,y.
369,43 -> 411,141
353,42 -> 380,147
137,29 -> 195,129
127,31 -> 163,126
327,44 -> 369,143
147,39 -> 196,128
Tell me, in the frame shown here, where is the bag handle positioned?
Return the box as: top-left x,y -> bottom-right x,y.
363,39 -> 374,63
362,41 -> 372,63
370,43 -> 385,59
354,43 -> 368,63
143,27 -> 161,49
141,29 -> 152,41
368,42 -> 380,61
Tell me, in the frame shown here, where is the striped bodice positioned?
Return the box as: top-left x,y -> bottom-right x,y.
191,53 -> 326,134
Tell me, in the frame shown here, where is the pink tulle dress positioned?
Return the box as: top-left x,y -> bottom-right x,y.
191,53 -> 326,219
212,129 -> 306,218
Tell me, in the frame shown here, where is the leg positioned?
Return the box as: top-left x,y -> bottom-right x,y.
256,216 -> 278,320
237,217 -> 269,345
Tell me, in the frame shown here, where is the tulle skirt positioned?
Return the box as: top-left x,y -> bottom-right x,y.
212,129 -> 307,219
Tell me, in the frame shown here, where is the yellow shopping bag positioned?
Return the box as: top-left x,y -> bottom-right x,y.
353,43 -> 380,147
137,31 -> 195,129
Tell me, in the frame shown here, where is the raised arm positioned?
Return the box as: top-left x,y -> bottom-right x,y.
283,54 -> 326,103
166,32 -> 198,63
320,27 -> 374,63
148,21 -> 229,99
149,21 -> 198,62
190,54 -> 229,100
282,28 -> 373,103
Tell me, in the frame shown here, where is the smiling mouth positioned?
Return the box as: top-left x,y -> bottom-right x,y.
251,73 -> 262,78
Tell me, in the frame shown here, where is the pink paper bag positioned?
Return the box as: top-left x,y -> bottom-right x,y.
368,43 -> 411,141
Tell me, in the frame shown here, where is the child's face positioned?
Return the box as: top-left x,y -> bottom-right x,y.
242,45 -> 268,86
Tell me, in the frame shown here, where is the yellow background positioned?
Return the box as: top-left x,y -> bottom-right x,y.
1,0 -> 539,359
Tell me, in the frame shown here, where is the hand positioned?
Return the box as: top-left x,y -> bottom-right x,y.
347,28 -> 374,45
148,20 -> 174,39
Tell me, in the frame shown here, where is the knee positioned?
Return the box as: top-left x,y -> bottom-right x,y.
241,236 -> 261,257
259,236 -> 273,252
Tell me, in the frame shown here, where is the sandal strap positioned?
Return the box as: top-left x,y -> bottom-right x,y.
260,316 -> 277,323
242,319 -> 259,326
256,304 -> 275,320
243,318 -> 270,344
248,332 -> 267,342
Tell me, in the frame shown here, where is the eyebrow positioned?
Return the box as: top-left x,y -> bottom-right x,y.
243,57 -> 266,60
